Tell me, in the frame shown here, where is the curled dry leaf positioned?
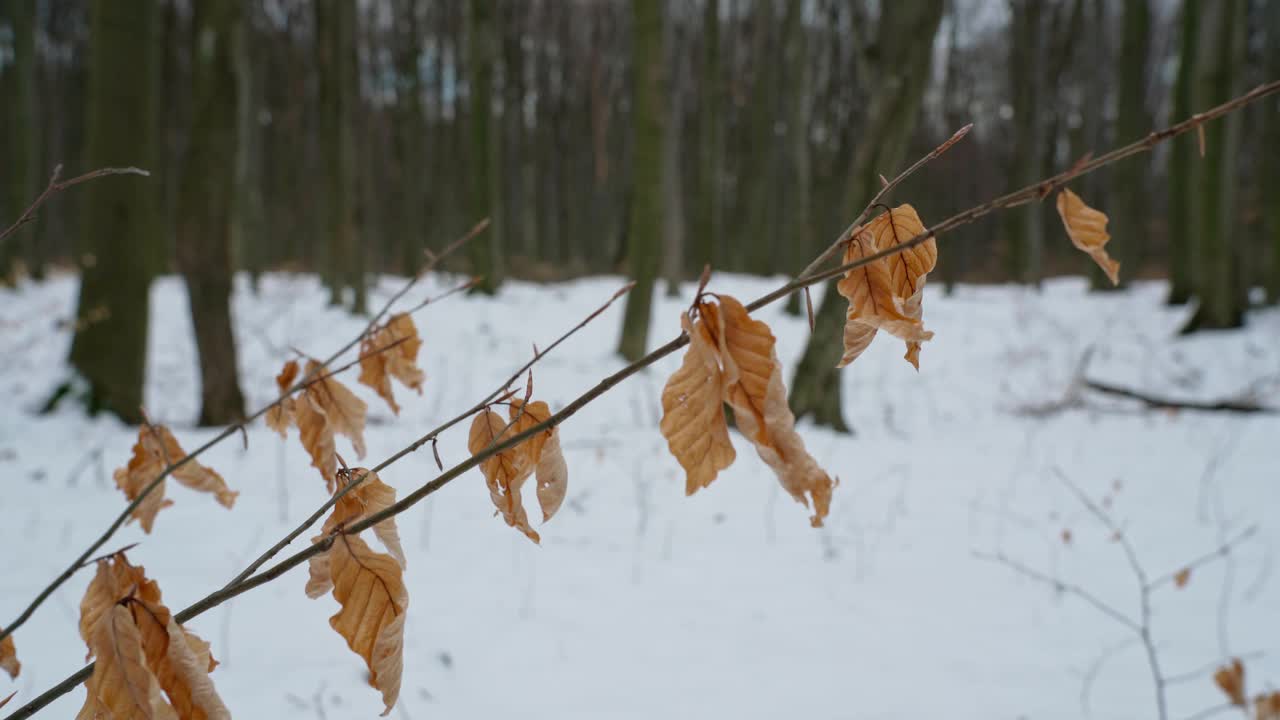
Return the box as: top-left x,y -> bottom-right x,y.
713,296 -> 836,527
468,409 -> 538,542
325,469 -> 405,569
659,312 -> 736,495
1056,188 -> 1120,286
509,400 -> 569,522
264,359 -> 300,437
0,627 -> 17,679
0,691 -> 13,710
659,295 -> 836,526
78,553 -> 229,720
306,533 -> 407,716
77,605 -> 176,720
358,313 -> 426,415
1214,657 -> 1246,707
294,360 -> 368,492
113,425 -> 237,533
835,204 -> 936,369
1256,691 -> 1280,720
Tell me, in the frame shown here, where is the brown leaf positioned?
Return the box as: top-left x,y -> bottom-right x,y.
711,296 -> 836,527
296,360 -> 368,492
265,360 -> 300,437
0,691 -> 13,710
468,409 -> 538,542
78,555 -> 228,720
1173,567 -> 1191,589
901,286 -> 926,370
326,469 -> 405,569
867,203 -> 936,299
306,533 -> 407,716
1056,188 -> 1120,285
1061,529 -> 1073,545
0,627 -> 18,680
112,426 -> 236,533
659,313 -> 737,495
835,224 -> 932,368
508,400 -> 569,522
1213,658 -> 1246,707
1255,691 -> 1280,720
76,605 -> 176,720
358,313 -> 426,415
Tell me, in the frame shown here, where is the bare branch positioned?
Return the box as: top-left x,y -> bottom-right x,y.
0,165 -> 150,246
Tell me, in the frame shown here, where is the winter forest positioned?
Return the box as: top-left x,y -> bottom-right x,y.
1,0 -> 1279,718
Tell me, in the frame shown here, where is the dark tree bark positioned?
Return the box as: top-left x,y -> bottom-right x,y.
67,0 -> 160,423
1166,0 -> 1199,305
693,0 -> 724,274
1,0 -> 40,282
616,0 -> 665,361
1101,0 -> 1152,290
788,0 -> 944,432
1003,0 -> 1044,285
1264,0 -> 1280,303
176,0 -> 246,426
467,0 -> 504,293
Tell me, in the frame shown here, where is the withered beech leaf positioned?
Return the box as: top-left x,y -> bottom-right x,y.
659,312 -> 737,495
305,533 -> 407,716
467,409 -> 538,542
265,359 -> 300,437
508,400 -> 570,522
0,627 -> 17,680
1213,658 -> 1246,707
76,605 -> 176,720
78,554 -> 229,720
901,286 -> 926,370
866,203 -> 936,299
0,691 -> 13,710
835,224 -> 932,369
358,313 -> 426,415
113,425 -> 237,533
1056,188 -> 1120,285
326,469 -> 406,569
296,360 -> 368,492
1256,691 -> 1280,720
711,296 -> 837,527
1173,567 -> 1191,589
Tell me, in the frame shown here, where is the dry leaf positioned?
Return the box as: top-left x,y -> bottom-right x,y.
468,409 -> 538,542
0,628 -> 18,680
77,605 -> 176,720
901,286 -> 926,370
1255,691 -> 1280,720
508,400 -> 569,522
0,692 -> 14,710
1173,567 -> 1191,589
835,216 -> 933,368
1061,529 -> 1073,545
78,555 -> 228,720
711,296 -> 836,527
1056,188 -> 1120,285
113,425 -> 236,533
1214,658 -> 1246,707
326,469 -> 405,569
265,359 -> 300,437
306,533 -> 407,716
296,360 -> 368,492
659,312 -> 737,495
358,313 -> 426,415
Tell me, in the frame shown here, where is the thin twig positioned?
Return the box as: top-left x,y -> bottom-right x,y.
10,81 -> 1280,720
0,222 -> 484,648
0,165 -> 150,246
1083,379 -> 1275,415
1148,527 -> 1258,591
972,550 -> 1141,632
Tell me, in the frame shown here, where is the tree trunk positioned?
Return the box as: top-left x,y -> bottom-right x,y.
67,0 -> 160,423
616,0 -> 665,361
1183,0 -> 1247,331
467,0 -> 503,293
1003,0 -> 1043,285
1103,0 -> 1151,290
176,0 -> 246,426
1166,0 -> 1199,304
1264,0 -> 1280,303
692,0 -> 723,273
315,0 -> 360,310
661,16 -> 686,296
1,0 -> 40,282
788,0 -> 944,432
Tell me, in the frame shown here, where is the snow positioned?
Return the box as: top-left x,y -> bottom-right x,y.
2,270 -> 1278,719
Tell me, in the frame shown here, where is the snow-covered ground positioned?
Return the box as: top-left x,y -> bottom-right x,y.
2,271 -> 1278,719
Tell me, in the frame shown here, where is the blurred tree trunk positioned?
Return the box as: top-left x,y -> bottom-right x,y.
176,0 -> 246,425
788,0 -> 944,432
67,0 -> 159,423
233,2 -> 266,291
616,0 -> 665,361
1183,0 -> 1247,331
1166,0 -> 1199,305
1,0 -> 40,282
468,0 -> 503,293
742,0 -> 780,274
393,0 -> 427,275
661,16 -> 687,296
315,0 -> 362,311
501,1 -> 528,263
693,0 -> 723,273
1100,0 -> 1151,290
1003,0 -> 1043,285
1264,0 -> 1280,303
